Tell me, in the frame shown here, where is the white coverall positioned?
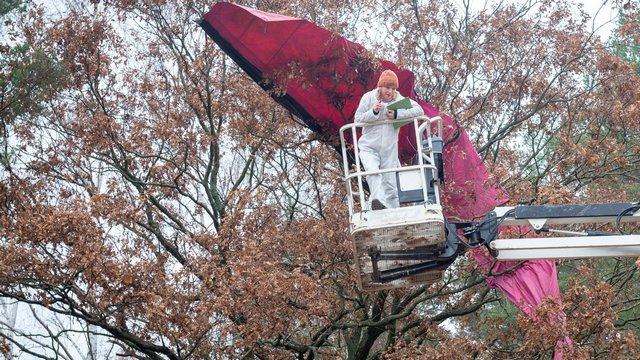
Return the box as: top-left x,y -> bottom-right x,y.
354,89 -> 424,209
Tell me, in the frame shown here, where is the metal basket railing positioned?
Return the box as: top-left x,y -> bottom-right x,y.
339,115 -> 444,217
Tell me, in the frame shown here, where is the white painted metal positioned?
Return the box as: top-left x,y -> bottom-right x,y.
398,170 -> 424,191
492,235 -> 640,260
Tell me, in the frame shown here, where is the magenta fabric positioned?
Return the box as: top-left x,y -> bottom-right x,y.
202,2 -> 569,357
474,252 -> 560,316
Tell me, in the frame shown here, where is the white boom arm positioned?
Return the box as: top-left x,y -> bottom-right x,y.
486,203 -> 640,260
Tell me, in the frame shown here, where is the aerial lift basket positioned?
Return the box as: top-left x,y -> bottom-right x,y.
340,116 -> 450,291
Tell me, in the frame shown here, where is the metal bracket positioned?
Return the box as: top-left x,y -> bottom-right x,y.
528,218 -> 547,231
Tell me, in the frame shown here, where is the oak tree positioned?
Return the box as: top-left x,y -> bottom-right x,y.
1,0 -> 639,359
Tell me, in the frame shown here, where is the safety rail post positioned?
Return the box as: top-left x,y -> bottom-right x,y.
416,116 -> 443,205
339,123 -> 367,216
415,117 -> 431,204
351,125 -> 366,212
339,126 -> 354,216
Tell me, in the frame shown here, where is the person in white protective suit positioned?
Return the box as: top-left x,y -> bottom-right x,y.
354,70 -> 424,210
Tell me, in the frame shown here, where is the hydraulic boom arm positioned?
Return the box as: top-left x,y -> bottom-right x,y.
460,202 -> 640,261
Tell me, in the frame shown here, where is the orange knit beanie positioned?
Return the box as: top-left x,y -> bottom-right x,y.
377,70 -> 399,88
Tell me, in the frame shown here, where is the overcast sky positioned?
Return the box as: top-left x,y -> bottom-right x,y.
578,0 -> 618,39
